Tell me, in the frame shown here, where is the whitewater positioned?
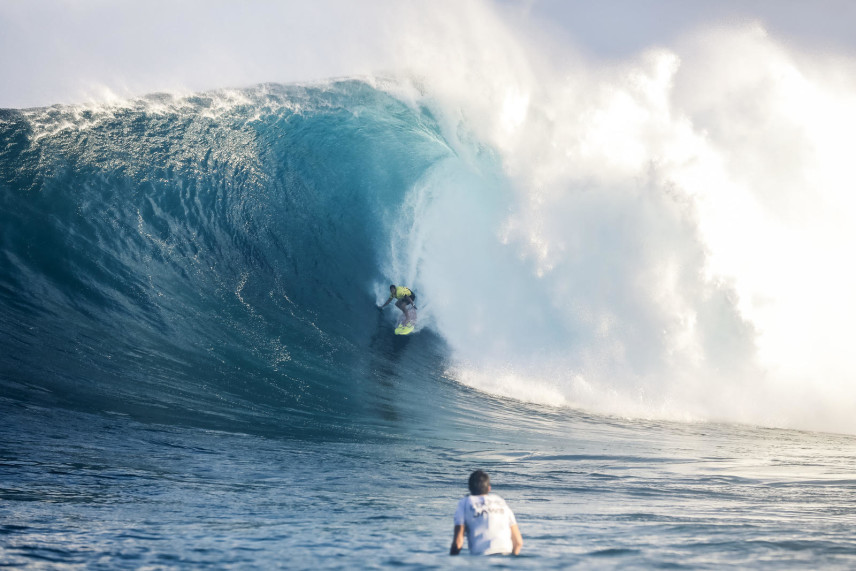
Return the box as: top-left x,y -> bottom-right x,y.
3,1 -> 856,568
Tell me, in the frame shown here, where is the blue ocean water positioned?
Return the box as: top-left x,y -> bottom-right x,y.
2,81 -> 856,569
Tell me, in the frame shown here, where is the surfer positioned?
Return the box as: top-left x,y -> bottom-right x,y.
379,284 -> 417,316
450,470 -> 523,556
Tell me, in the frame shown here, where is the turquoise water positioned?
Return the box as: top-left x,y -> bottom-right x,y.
2,81 -> 856,568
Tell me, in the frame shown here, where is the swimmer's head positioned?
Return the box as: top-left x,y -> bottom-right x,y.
468,470 -> 491,495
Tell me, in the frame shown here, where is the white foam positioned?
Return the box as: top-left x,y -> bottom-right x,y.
377,7 -> 856,434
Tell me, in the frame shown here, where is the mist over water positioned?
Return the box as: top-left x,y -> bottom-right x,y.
370,6 -> 856,433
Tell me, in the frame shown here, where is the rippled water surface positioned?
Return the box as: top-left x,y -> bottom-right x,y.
3,397 -> 855,569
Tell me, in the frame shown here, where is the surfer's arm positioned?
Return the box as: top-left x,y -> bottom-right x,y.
510,524 -> 523,555
450,525 -> 465,555
379,296 -> 393,309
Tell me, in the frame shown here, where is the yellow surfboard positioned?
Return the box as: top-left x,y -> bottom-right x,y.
394,308 -> 417,335
395,322 -> 415,335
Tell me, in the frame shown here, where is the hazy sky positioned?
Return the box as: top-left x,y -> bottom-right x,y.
514,0 -> 856,58
1,0 -> 855,108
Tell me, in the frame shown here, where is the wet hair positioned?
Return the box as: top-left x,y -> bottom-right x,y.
389,284 -> 396,290
468,470 -> 490,495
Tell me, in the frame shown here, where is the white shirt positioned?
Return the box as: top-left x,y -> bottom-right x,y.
454,494 -> 518,555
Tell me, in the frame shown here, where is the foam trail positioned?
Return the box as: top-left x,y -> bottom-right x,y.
378,6 -> 856,433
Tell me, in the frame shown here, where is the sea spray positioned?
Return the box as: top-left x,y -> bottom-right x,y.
376,13 -> 856,433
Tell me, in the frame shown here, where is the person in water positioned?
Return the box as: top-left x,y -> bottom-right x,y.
450,470 -> 523,556
379,285 -> 417,316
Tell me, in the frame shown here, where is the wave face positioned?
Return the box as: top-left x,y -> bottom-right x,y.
0,82 -> 461,436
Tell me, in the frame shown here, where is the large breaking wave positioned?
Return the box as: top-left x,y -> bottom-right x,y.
3,13 -> 856,436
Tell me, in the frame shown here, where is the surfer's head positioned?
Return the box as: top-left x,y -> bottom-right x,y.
468,470 -> 491,495
389,285 -> 396,293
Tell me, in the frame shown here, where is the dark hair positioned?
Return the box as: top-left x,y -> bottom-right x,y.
389,284 -> 396,290
468,470 -> 490,495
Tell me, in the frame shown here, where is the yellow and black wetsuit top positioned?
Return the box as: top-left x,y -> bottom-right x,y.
390,286 -> 413,300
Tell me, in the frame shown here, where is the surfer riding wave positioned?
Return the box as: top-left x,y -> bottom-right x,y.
379,285 -> 417,316
379,285 -> 418,335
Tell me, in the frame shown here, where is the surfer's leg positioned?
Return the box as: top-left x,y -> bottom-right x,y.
395,299 -> 407,314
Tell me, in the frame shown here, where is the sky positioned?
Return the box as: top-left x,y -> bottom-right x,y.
2,0 -> 856,109
513,0 -> 856,58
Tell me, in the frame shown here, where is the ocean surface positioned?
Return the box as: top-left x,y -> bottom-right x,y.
2,80 -> 856,569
